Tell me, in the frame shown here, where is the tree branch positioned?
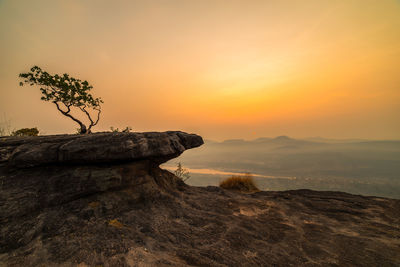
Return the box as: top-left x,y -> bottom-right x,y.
93,108 -> 101,126
82,106 -> 101,132
62,102 -> 72,114
80,105 -> 93,125
54,102 -> 86,132
88,108 -> 101,132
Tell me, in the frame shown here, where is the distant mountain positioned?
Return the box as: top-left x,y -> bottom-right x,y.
222,139 -> 246,144
274,135 -> 292,141
203,139 -> 219,144
304,137 -> 369,143
207,136 -> 400,145
252,137 -> 273,143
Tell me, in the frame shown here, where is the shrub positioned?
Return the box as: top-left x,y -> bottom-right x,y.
174,162 -> 190,182
110,126 -> 132,133
219,173 -> 259,192
11,127 -> 39,136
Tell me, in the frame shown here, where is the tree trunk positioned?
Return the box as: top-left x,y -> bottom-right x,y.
54,102 -> 88,134
80,125 -> 88,134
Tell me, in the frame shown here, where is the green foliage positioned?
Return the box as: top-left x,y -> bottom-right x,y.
110,126 -> 132,133
219,173 -> 259,192
174,162 -> 190,182
11,127 -> 39,136
19,66 -> 103,134
19,66 -> 102,108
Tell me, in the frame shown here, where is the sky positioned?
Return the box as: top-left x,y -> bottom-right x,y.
0,0 -> 399,140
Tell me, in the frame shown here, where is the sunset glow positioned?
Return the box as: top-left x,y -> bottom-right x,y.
1,0 -> 399,140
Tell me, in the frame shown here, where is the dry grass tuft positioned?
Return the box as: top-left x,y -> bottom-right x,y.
108,219 -> 124,228
88,201 -> 100,208
219,174 -> 259,193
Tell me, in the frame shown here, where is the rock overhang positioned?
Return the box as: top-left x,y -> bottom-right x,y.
0,131 -> 204,168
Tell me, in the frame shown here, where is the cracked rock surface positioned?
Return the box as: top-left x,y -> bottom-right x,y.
0,132 -> 399,266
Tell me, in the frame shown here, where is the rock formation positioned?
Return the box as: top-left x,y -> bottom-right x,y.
0,132 -> 399,266
0,131 -> 204,167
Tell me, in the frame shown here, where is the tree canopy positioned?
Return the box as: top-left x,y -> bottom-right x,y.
19,66 -> 103,134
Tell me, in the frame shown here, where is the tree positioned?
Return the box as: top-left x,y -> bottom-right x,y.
19,66 -> 103,134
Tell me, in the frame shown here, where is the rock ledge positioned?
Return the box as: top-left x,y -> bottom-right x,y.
0,131 -> 203,167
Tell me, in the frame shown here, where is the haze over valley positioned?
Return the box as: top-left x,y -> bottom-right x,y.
164,136 -> 400,198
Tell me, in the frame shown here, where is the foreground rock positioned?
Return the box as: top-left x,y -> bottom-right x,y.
1,133 -> 399,266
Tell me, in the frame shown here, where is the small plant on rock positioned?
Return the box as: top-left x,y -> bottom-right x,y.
174,162 -> 190,182
110,126 -> 132,133
0,115 -> 13,136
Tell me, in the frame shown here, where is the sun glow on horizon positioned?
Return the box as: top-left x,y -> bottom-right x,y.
0,0 -> 399,140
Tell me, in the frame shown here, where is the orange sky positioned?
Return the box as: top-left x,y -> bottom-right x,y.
1,0 -> 399,140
